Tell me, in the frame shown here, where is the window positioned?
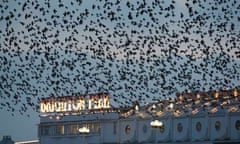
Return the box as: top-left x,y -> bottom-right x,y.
196,122 -> 202,132
125,125 -> 131,134
40,126 -> 50,136
113,122 -> 117,135
92,123 -> 100,133
177,123 -> 183,133
40,122 -> 101,136
215,121 -> 221,131
235,120 -> 240,131
143,124 -> 147,133
65,124 -> 79,135
54,125 -> 64,135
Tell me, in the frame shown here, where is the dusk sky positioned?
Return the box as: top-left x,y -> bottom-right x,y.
1,0 -> 240,142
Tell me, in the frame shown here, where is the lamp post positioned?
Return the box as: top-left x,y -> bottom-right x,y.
79,126 -> 90,144
150,120 -> 163,144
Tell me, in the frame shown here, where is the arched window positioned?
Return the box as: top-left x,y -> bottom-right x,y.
177,123 -> 183,133
235,120 -> 240,131
215,121 -> 221,131
196,122 -> 202,132
125,125 -> 131,134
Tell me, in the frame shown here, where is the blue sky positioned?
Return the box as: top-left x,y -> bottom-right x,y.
1,0 -> 240,141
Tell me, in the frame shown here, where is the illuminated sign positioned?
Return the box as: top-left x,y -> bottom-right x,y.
40,93 -> 110,113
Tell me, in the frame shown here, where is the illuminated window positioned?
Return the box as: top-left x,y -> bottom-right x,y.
196,122 -> 202,132
65,123 -> 101,135
177,123 -> 183,133
92,123 -> 100,133
54,125 -> 64,135
215,121 -> 221,131
65,124 -> 78,135
125,125 -> 131,134
235,120 -> 240,131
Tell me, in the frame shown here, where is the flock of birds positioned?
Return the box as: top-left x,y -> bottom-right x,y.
0,0 -> 240,116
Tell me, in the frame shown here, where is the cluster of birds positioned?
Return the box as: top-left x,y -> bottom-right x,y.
0,0 -> 240,116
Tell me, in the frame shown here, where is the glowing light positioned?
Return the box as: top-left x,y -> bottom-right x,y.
152,104 -> 156,109
234,89 -> 238,97
169,103 -> 174,109
135,105 -> 139,111
150,120 -> 163,127
196,94 -> 201,99
215,91 -> 219,99
179,95 -> 183,101
79,126 -> 90,134
56,115 -> 62,120
40,94 -> 111,113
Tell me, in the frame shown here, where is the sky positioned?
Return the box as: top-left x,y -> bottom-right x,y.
0,0 -> 240,142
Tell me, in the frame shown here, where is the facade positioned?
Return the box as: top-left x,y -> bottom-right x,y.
0,136 -> 14,144
0,136 -> 38,144
38,89 -> 240,144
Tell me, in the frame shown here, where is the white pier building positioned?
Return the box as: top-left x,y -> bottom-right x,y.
38,89 -> 240,144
